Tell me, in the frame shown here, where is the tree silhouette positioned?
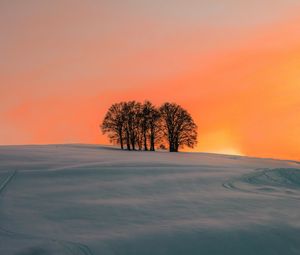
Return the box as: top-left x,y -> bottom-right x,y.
122,101 -> 141,150
141,101 -> 151,151
141,101 -> 161,151
160,102 -> 197,152
101,101 -> 197,152
148,103 -> 161,151
101,102 -> 125,149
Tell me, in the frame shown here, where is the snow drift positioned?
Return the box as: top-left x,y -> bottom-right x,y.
0,144 -> 299,254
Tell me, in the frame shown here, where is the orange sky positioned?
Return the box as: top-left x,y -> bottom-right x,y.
1,1 -> 300,160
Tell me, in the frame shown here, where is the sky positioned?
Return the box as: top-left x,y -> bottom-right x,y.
1,0 -> 300,160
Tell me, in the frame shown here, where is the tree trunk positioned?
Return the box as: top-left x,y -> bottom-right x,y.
174,139 -> 179,152
143,131 -> 148,151
126,130 -> 131,150
150,128 -> 155,151
168,133 -> 175,152
119,130 -> 124,150
169,141 -> 173,152
150,137 -> 154,151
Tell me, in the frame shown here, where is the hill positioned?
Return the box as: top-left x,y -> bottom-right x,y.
0,144 -> 300,254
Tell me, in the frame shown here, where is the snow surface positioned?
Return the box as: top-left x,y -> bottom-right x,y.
0,144 -> 300,255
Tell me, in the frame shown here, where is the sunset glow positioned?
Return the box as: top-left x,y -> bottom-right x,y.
1,1 -> 300,160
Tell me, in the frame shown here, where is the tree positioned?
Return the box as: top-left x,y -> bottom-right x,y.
134,102 -> 144,150
122,101 -> 142,151
140,101 -> 161,151
160,102 -> 197,152
101,102 -> 125,149
148,104 -> 161,151
141,101 -> 151,151
101,101 -> 197,152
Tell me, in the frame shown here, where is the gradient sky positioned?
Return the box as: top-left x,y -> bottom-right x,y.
1,0 -> 300,160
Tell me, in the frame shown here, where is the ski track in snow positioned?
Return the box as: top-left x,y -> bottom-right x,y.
222,168 -> 300,200
0,170 -> 17,194
0,169 -> 94,255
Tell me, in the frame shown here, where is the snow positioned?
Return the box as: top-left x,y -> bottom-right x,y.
0,144 -> 300,254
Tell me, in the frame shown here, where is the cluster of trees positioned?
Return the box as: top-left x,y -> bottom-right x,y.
101,101 -> 197,152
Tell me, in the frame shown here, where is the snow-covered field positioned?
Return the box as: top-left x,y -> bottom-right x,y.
0,144 -> 300,255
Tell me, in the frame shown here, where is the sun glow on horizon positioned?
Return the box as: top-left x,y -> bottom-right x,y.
209,148 -> 244,156
185,146 -> 244,157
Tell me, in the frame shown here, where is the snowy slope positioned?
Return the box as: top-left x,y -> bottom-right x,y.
0,144 -> 299,255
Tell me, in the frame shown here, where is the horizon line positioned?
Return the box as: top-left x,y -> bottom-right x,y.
1,142 -> 299,164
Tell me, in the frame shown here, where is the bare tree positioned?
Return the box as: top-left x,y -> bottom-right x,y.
141,101 -> 151,151
101,101 -> 197,152
148,105 -> 161,151
122,101 -> 133,150
101,103 -> 125,149
122,101 -> 142,150
160,102 -> 197,152
134,102 -> 144,150
139,101 -> 162,151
